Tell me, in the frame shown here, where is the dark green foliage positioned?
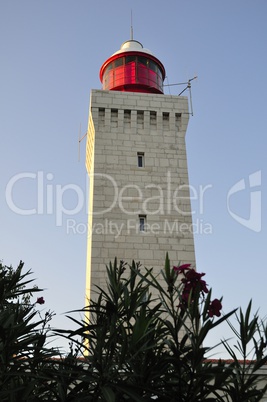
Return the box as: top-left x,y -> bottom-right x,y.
221,301 -> 267,402
57,256 -> 267,401
1,257 -> 267,401
0,261 -> 58,401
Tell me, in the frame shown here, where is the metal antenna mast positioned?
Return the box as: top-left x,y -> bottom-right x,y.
164,76 -> 197,116
78,124 -> 87,162
178,76 -> 197,116
130,10 -> 133,40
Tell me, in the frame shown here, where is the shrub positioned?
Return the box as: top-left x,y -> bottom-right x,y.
59,255 -> 267,401
1,257 -> 267,401
0,261 -> 57,401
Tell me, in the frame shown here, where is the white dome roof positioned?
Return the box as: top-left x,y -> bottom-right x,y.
112,40 -> 154,56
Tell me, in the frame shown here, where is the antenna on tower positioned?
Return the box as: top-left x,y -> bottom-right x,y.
178,76 -> 197,116
164,76 -> 197,116
130,10 -> 134,40
78,123 -> 87,162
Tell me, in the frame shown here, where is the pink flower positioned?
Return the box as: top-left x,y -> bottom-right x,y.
36,297 -> 45,305
173,264 -> 191,274
182,270 -> 209,294
208,299 -> 222,317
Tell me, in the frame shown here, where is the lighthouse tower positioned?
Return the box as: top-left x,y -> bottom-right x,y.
85,38 -> 196,301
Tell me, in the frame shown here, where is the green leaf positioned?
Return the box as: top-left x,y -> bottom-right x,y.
101,386 -> 116,402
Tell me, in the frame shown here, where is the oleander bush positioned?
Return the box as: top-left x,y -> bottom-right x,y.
0,260 -> 58,401
1,257 -> 267,401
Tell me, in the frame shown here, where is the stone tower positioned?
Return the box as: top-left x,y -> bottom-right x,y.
85,38 -> 196,301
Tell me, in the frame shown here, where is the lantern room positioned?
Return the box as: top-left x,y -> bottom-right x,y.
99,40 -> 166,94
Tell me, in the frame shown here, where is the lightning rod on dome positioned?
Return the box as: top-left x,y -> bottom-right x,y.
130,10 -> 133,40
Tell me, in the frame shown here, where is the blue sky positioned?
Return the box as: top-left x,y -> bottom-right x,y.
1,0 -> 266,354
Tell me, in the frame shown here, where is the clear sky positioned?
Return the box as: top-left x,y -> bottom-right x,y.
1,0 -> 266,355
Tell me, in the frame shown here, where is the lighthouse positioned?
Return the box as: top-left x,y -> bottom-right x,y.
85,38 -> 196,301
99,39 -> 165,94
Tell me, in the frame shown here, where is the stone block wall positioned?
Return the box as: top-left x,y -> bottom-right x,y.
86,89 -> 196,299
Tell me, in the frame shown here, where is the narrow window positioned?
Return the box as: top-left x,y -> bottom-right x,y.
98,108 -> 105,127
139,215 -> 147,232
137,110 -> 144,129
124,110 -> 131,128
175,113 -> 181,130
163,112 -> 170,129
137,152 -> 144,167
111,108 -> 118,127
150,111 -> 157,127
